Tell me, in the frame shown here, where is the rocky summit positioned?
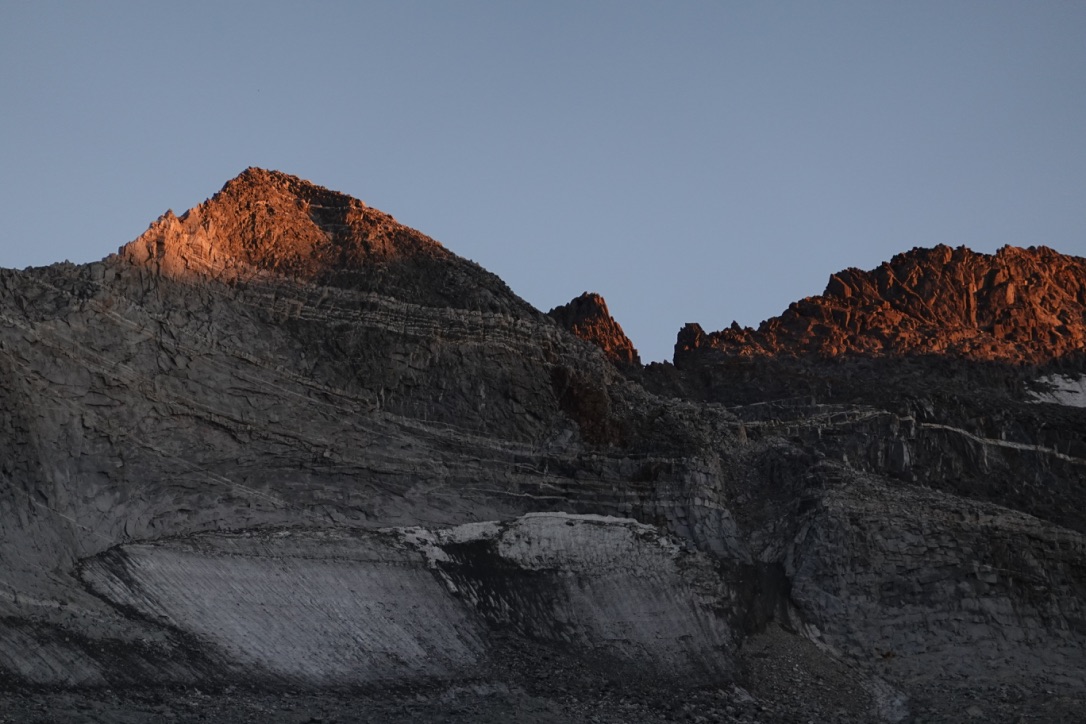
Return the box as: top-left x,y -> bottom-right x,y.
675,244 -> 1086,365
1,169 -> 1084,723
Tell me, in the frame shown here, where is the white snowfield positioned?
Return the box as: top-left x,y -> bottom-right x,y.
1031,374 -> 1086,407
80,513 -> 737,685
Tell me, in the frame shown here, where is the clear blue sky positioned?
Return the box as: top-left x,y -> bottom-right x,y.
2,1 -> 1084,362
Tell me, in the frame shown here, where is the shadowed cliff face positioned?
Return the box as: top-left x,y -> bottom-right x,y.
1,169 -> 1085,723
675,244 -> 1086,365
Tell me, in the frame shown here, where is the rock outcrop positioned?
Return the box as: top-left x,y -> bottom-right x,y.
548,292 -> 641,367
675,244 -> 1086,365
1,170 -> 1084,723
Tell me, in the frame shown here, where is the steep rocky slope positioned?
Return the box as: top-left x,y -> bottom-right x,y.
1,170 -> 1084,723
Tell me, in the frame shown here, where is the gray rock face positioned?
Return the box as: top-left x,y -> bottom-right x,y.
79,515 -> 735,687
1,169 -> 1084,722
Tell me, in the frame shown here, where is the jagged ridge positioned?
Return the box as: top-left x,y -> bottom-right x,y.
676,244 -> 1086,365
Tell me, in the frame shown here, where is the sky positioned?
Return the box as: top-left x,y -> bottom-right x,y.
2,2 -> 1085,362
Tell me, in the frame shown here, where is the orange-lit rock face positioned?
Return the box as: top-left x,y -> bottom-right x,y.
118,168 -> 534,315
121,167 -> 450,281
549,292 -> 641,367
678,245 -> 1086,365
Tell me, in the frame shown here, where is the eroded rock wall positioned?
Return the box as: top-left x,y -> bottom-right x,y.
789,474 -> 1086,688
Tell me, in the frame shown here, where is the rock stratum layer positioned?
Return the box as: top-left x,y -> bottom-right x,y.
1,169 -> 1085,723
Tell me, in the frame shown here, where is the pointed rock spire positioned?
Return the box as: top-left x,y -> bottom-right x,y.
549,292 -> 641,368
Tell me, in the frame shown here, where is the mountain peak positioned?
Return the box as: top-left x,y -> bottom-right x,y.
217,167 -> 363,209
677,244 -> 1086,366
121,168 -> 443,276
117,169 -> 534,315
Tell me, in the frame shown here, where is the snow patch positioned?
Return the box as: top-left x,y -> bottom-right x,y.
1030,374 -> 1086,407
